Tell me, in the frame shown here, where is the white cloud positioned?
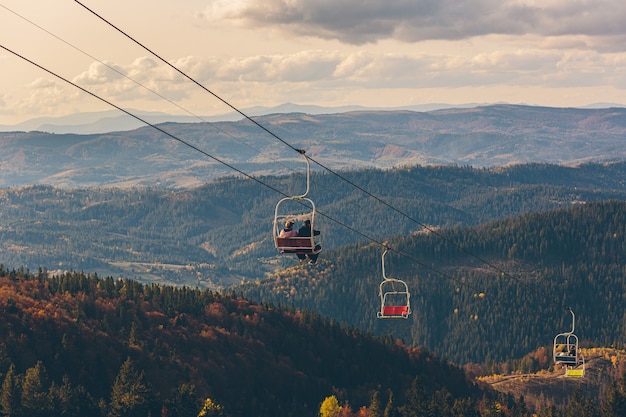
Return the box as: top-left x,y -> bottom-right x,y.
72,61 -> 125,85
12,79 -> 80,116
29,77 -> 56,89
61,45 -> 626,107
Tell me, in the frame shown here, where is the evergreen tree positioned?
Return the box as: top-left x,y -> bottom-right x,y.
0,364 -> 21,417
368,390 -> 383,417
398,377 -> 428,417
20,361 -> 51,417
383,391 -> 399,417
451,397 -> 480,417
108,358 -> 152,417
564,387 -> 600,417
536,405 -> 560,417
165,383 -> 200,417
601,370 -> 626,417
51,375 -> 99,417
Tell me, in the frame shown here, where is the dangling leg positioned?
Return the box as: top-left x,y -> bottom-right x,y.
308,253 -> 319,264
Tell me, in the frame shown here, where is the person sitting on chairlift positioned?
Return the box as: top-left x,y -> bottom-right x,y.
297,219 -> 321,263
279,220 -> 298,238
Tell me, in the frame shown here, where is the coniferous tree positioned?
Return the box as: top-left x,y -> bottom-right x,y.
536,405 -> 560,417
564,387 -> 600,417
50,375 -> 99,417
368,390 -> 383,417
451,397 -> 480,417
165,383 -> 200,417
398,377 -> 428,417
601,370 -> 626,417
20,361 -> 50,417
383,391 -> 399,417
0,364 -> 21,417
108,357 -> 152,417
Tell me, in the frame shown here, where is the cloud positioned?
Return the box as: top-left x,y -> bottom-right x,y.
66,45 -> 626,101
72,61 -> 126,85
70,58 -> 191,102
199,0 -> 626,45
29,77 -> 57,89
11,78 -> 80,116
26,41 -> 622,120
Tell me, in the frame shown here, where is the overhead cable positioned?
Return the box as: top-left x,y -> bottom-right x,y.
71,0 -> 561,310
1,42 -> 495,304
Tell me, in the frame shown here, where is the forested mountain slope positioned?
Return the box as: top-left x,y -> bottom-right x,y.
0,268 -> 501,417
237,200 -> 626,366
1,162 -> 626,286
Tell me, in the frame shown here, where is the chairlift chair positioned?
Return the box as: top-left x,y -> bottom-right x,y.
377,247 -> 411,319
553,308 -> 585,377
273,150 -> 321,255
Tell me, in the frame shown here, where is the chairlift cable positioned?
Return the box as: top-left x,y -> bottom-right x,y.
70,0 -> 553,307
0,43 -> 288,200
5,43 -> 579,367
0,3 -> 299,177
73,0 -> 303,157
1,42 -> 499,306
11,2 -> 575,328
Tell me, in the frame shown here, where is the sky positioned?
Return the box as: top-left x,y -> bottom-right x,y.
1,0 -> 626,126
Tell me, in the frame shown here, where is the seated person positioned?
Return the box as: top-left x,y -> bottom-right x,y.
297,219 -> 321,263
279,220 -> 298,237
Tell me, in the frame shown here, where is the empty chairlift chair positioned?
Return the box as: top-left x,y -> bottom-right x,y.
377,247 -> 411,319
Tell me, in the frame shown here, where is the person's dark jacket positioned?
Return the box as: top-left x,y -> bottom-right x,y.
297,224 -> 320,237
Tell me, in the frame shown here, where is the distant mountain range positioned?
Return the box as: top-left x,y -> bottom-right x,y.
2,102 -> 622,135
1,104 -> 626,188
0,102 -> 481,135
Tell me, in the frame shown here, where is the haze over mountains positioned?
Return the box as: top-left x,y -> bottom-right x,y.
0,103 -> 480,134
2,104 -> 626,189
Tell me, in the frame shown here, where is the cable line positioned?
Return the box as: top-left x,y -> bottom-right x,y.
73,0 -> 303,157
2,1 -> 350,208
0,2 -> 300,177
74,0 -> 414,222
72,0 -> 563,310
1,42 -> 496,305
0,44 -> 286,199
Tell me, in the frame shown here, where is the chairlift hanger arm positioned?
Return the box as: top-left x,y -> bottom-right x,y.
565,307 -> 575,334
292,150 -> 311,199
381,246 -> 390,280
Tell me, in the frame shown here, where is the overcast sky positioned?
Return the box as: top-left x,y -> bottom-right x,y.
1,0 -> 626,125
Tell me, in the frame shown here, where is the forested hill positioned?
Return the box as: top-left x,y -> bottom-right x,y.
237,200 -> 626,365
0,268 -> 506,417
2,162 -> 626,286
